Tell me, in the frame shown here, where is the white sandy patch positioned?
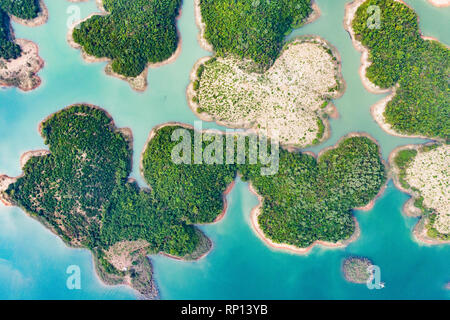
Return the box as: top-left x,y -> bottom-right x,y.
189,38 -> 343,147
405,145 -> 450,234
0,39 -> 44,91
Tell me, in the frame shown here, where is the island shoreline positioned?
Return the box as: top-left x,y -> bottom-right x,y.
66,0 -> 183,92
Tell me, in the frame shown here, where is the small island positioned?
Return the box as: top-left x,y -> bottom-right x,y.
342,256 -> 374,284
188,36 -> 344,147
1,105 -> 387,297
0,0 -> 47,91
390,144 -> 449,244
69,0 -> 182,91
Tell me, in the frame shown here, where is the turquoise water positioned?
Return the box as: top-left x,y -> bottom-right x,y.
0,0 -> 448,299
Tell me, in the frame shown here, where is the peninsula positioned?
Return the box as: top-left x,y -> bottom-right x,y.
0,0 -> 47,91
346,0 -> 449,141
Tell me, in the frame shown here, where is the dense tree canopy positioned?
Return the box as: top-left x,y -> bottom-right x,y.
4,107 -> 386,282
199,0 -> 313,68
0,0 -> 40,60
238,135 -> 386,247
72,0 -> 182,77
352,0 -> 449,140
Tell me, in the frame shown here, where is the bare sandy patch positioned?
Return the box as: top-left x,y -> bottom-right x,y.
188,37 -> 344,148
0,39 -> 44,91
389,144 -> 450,245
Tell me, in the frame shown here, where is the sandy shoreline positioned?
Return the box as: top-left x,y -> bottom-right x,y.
10,0 -> 48,27
67,0 -> 183,92
388,144 -> 450,245
0,0 -> 48,91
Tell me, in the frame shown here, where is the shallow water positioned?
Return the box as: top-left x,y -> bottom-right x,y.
0,0 -> 448,299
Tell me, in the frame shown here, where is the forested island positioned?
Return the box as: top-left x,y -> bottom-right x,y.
390,144 -> 449,243
0,0 -> 47,90
70,0 -> 182,91
188,36 -> 344,147
0,105 -> 387,297
349,0 -> 449,141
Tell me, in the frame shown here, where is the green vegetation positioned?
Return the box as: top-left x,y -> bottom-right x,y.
0,0 -> 40,60
72,0 -> 181,77
190,38 -> 343,147
199,0 -> 313,68
352,0 -> 449,140
394,149 -> 417,189
342,256 -> 373,284
143,126 -> 237,225
3,108 -> 386,294
238,135 -> 386,247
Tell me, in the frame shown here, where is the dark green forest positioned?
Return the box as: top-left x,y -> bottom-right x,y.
352,0 -> 449,140
238,135 -> 386,247
4,108 -> 386,263
72,0 -> 182,77
200,0 -> 313,68
0,0 -> 40,59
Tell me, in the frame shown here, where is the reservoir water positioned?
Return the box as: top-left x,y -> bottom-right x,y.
0,0 -> 448,299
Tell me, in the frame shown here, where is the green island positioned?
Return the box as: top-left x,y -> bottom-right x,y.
0,105 -> 386,297
0,0 -> 46,90
71,0 -> 182,90
391,144 -> 449,243
189,36 -> 344,147
342,256 -> 373,284
351,0 -> 449,141
198,0 -> 313,68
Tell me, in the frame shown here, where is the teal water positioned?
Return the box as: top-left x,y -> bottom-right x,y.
0,0 -> 448,299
